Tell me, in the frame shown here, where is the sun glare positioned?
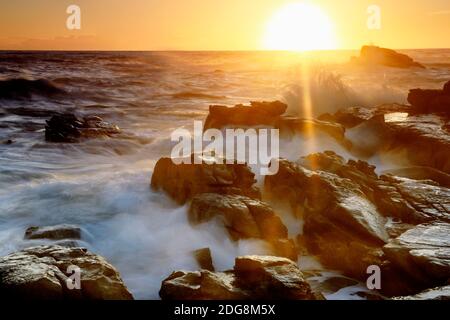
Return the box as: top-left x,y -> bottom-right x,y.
263,3 -> 337,51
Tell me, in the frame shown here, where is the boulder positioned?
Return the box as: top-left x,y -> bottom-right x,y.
189,193 -> 296,260
350,45 -> 425,69
0,245 -> 133,300
151,155 -> 260,204
383,222 -> 450,288
45,114 -> 121,143
160,255 -> 318,300
24,224 -> 81,240
408,80 -> 450,114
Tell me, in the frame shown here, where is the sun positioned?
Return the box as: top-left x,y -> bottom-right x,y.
263,3 -> 337,51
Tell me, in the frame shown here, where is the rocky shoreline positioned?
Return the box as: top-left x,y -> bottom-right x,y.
1,80 -> 449,300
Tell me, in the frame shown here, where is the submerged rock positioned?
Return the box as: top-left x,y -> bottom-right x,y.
350,45 -> 425,69
160,255 -> 318,300
151,155 -> 260,204
45,114 -> 121,143
0,245 -> 133,300
24,224 -> 81,240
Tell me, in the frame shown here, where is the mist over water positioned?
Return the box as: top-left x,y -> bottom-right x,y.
1,50 -> 449,298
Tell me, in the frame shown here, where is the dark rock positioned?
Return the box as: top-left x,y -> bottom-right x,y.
24,224 -> 81,240
393,285 -> 450,300
160,255 -> 318,300
0,245 -> 133,300
193,248 -> 215,271
151,155 -> 260,204
351,46 -> 425,69
2,139 -> 13,145
407,80 -> 450,114
45,113 -> 121,143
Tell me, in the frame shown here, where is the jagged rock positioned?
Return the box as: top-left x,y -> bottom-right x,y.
45,114 -> 121,143
24,225 -> 81,240
189,193 -> 296,260
350,45 -> 425,69
160,255 -> 318,300
204,101 -> 287,130
193,248 -> 215,271
326,104 -> 450,173
151,155 -> 260,204
408,80 -> 450,114
383,222 -> 450,288
393,285 -> 450,300
203,100 -> 347,145
382,166 -> 450,188
0,245 -> 133,300
265,151 -> 450,285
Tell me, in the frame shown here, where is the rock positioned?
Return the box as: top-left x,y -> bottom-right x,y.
24,224 -> 81,240
408,80 -> 450,114
381,166 -> 450,188
328,104 -> 450,173
193,248 -> 215,271
189,193 -> 296,260
0,245 -> 133,300
45,114 -> 121,143
350,45 -> 425,69
393,285 -> 450,300
151,155 -> 260,204
203,100 -> 347,145
265,151 -> 450,285
383,222 -> 450,288
2,139 -> 13,145
160,255 -> 318,300
204,101 -> 287,130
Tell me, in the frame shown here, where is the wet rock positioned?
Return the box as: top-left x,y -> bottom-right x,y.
160,255 -> 318,300
204,101 -> 287,130
24,224 -> 81,240
151,155 -> 260,204
193,248 -> 215,271
2,139 -> 13,145
408,80 -> 450,114
265,151 -> 450,283
350,46 -> 425,69
45,113 -> 121,143
382,166 -> 450,188
0,245 -> 133,300
393,285 -> 450,300
383,222 -> 450,288
204,100 -> 347,145
189,193 -> 296,260
327,104 -> 450,173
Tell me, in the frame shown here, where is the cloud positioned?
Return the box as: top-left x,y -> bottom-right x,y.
0,35 -> 114,50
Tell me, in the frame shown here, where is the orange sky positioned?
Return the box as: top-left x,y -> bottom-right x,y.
0,0 -> 449,50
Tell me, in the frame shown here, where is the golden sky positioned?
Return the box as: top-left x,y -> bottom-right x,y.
0,0 -> 449,50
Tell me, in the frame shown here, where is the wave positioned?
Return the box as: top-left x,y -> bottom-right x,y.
281,68 -> 405,117
0,78 -> 66,100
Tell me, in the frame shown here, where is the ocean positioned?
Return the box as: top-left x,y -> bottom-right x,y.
0,49 -> 449,299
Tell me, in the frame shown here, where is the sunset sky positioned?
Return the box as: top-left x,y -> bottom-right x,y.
0,0 -> 449,50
